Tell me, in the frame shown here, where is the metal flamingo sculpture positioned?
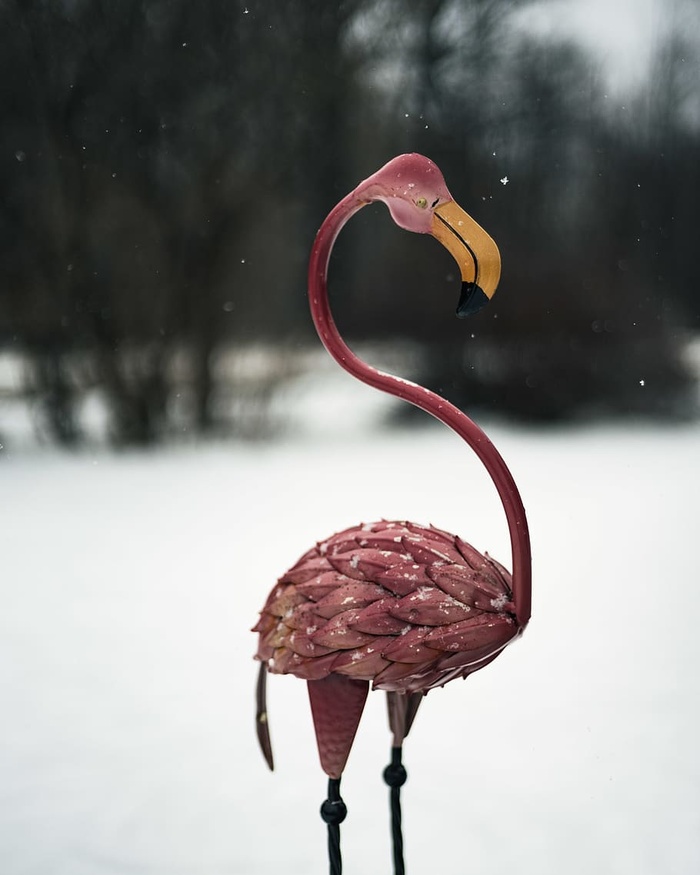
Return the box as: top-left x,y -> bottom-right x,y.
253,154 -> 531,873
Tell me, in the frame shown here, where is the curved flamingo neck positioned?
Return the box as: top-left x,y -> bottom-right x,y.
307,192 -> 532,629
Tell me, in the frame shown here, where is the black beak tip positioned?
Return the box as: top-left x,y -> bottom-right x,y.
456,282 -> 489,318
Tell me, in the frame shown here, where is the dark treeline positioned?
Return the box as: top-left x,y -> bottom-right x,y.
0,0 -> 698,445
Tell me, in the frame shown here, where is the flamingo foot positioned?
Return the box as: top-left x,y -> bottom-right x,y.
307,675 -> 369,779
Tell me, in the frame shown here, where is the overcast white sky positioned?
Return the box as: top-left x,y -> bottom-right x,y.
521,0 -> 696,91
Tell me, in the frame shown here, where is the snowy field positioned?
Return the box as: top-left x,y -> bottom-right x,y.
1,395 -> 699,875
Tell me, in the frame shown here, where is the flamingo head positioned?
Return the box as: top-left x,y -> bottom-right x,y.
356,153 -> 501,316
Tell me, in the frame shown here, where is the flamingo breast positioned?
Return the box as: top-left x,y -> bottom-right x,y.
254,520 -> 518,694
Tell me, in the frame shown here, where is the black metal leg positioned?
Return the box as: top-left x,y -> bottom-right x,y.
384,746 -> 408,875
320,777 -> 347,875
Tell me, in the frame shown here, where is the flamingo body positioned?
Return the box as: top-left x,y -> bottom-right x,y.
254,519 -> 520,778
255,520 -> 516,693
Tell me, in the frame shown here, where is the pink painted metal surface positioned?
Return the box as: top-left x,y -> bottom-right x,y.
254,520 -> 517,693
307,674 -> 369,779
253,154 -> 531,779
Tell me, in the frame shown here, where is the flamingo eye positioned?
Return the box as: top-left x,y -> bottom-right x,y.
415,196 -> 428,209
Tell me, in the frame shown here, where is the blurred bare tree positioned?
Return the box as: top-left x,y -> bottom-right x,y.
335,0 -> 698,421
0,0 -> 697,444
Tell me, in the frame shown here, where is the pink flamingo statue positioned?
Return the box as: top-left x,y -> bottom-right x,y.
253,154 -> 531,875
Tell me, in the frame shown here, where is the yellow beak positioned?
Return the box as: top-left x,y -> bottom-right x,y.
431,201 -> 501,317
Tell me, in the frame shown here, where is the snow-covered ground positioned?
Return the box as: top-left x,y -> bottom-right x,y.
1,399 -> 699,874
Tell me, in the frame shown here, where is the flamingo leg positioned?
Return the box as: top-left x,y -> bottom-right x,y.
384,746 -> 408,875
386,691 -> 423,747
320,777 -> 347,875
307,675 -> 369,779
385,693 -> 420,875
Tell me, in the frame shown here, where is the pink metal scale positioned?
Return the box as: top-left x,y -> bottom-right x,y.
253,154 -> 531,874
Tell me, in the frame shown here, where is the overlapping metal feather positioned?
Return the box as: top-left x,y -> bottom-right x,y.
254,520 -> 517,694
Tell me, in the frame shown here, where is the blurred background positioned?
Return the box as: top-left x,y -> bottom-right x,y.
1,0 -> 698,449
